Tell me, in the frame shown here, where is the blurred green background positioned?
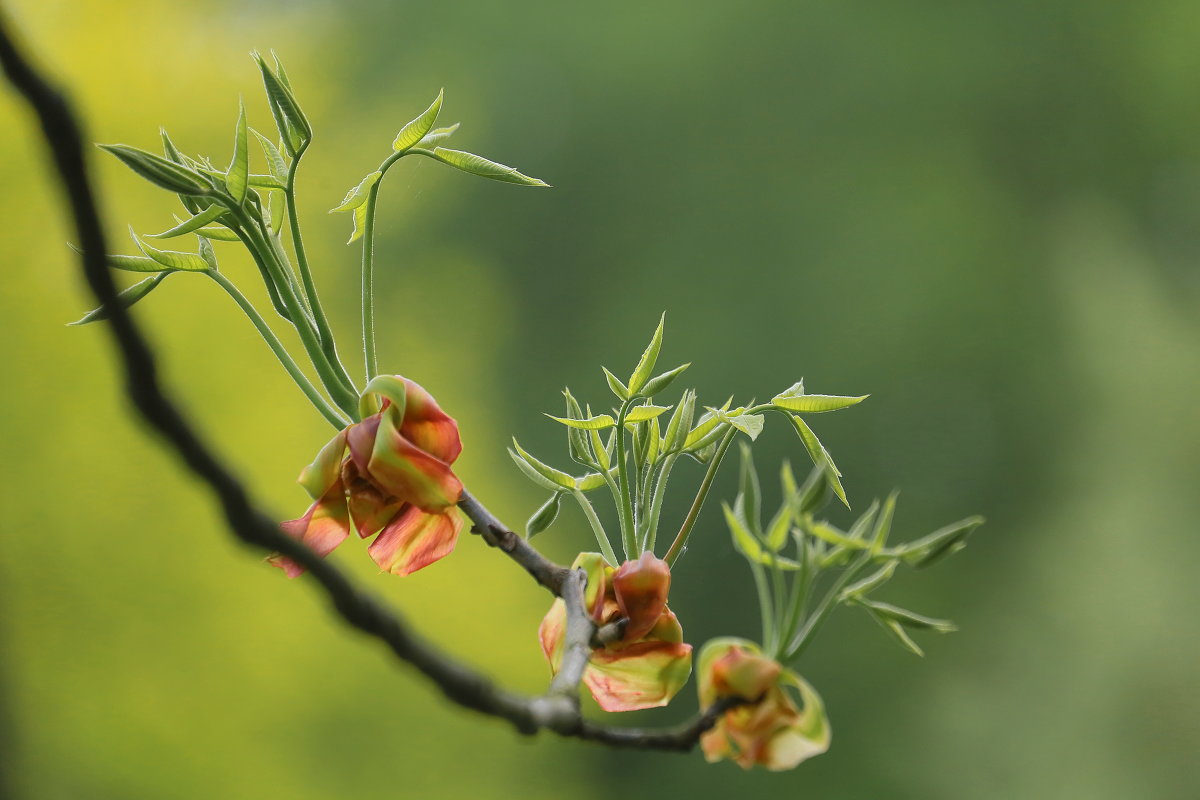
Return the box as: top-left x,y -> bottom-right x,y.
3,0 -> 1198,797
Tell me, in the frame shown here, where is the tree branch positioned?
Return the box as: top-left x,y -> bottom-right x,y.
0,11 -> 739,755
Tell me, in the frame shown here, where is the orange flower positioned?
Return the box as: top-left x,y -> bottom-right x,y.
697,638 -> 830,771
539,552 -> 692,712
271,376 -> 465,577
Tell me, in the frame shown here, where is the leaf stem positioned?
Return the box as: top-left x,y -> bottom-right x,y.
664,426 -> 737,566
571,489 -> 619,567
614,399 -> 638,559
207,271 -> 349,429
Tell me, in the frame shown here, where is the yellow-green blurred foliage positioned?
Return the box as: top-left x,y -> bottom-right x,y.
2,1 -> 1198,798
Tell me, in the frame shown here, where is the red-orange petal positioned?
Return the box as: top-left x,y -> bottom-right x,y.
612,551 -> 672,641
271,481 -> 351,578
397,378 -> 463,465
366,505 -> 464,576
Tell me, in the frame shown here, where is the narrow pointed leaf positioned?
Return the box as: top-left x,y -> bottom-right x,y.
148,204 -> 227,239
784,413 -> 849,507
839,561 -> 897,600
724,412 -> 764,441
861,600 -> 957,632
511,440 -> 575,489
194,225 -> 241,242
640,362 -> 690,397
575,472 -> 609,492
602,366 -> 630,400
773,393 -> 869,413
331,171 -> 382,213
68,272 -> 172,325
424,147 -> 549,186
99,144 -> 211,195
250,128 -> 289,183
866,609 -> 926,657
508,448 -> 567,492
663,389 -> 695,452
131,230 -> 210,271
417,122 -> 459,148
738,443 -> 762,535
627,313 -> 665,394
254,52 -> 311,155
546,413 -> 616,430
624,404 -> 672,424
724,502 -> 803,570
900,516 -> 985,568
225,100 -> 250,204
526,492 -> 562,539
393,89 -> 444,152
197,236 -> 218,271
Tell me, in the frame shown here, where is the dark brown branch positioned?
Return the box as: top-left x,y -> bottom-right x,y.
458,490 -> 571,594
0,12 -> 738,756
577,695 -> 747,750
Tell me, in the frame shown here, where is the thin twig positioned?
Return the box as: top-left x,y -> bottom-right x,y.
0,13 -> 740,754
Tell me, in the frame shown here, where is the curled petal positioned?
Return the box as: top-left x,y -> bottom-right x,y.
538,598 -> 567,674
341,458 -> 402,539
297,428 -> 348,500
612,551 -> 672,640
697,638 -> 831,771
367,505 -> 464,576
270,481 -> 351,578
369,411 -> 463,512
585,640 -> 693,712
396,378 -> 463,465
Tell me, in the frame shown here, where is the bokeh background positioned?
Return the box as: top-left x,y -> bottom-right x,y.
3,1 -> 1198,798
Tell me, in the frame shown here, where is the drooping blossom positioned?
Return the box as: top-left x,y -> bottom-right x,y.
539,551 -> 692,712
697,637 -> 831,771
270,375 -> 465,577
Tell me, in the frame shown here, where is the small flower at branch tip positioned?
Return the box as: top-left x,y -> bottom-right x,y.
697,637 -> 831,771
539,552 -> 692,712
269,376 -> 466,578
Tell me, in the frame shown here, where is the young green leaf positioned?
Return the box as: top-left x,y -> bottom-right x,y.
662,389 -> 696,453
561,388 -> 594,466
839,561 -> 898,600
99,144 -> 211,195
67,272 -> 172,326
250,128 -> 289,184
624,404 -> 672,424
253,51 -> 311,156
783,412 -> 849,507
627,313 -> 665,395
510,440 -> 576,490
602,367 -> 630,400
525,492 -> 562,539
197,236 -> 218,272
765,497 -> 794,552
546,413 -> 616,430
899,516 -> 985,568
870,492 -> 899,553
865,609 -> 927,657
575,472 -> 609,492
738,443 -> 762,535
640,362 -> 690,397
225,99 -> 250,205
416,123 -> 460,149
508,449 -> 567,492
772,393 -> 869,413
724,502 -> 803,570
861,600 -> 957,632
194,224 -> 241,242
422,147 -> 549,186
393,89 -> 444,152
147,205 -> 228,239
330,171 -> 382,245
331,171 -> 382,213
724,412 -> 765,441
131,229 -> 210,272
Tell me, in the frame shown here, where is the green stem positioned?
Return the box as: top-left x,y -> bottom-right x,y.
207,271 -> 349,429
784,549 -> 873,663
643,453 -> 679,554
279,171 -> 358,395
571,489 -> 619,567
236,213 -> 359,418
664,426 -> 737,566
750,557 -> 776,655
361,181 -> 381,380
614,399 -> 638,558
